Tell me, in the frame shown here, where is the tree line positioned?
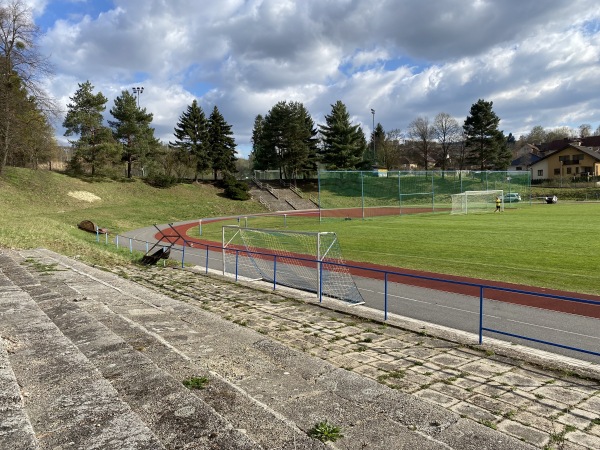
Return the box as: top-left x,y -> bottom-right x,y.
62,81 -> 237,183
251,98 -> 513,178
2,0 -> 599,184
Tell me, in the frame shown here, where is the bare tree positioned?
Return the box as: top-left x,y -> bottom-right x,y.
579,123 -> 591,139
378,128 -> 404,170
407,116 -> 434,169
0,0 -> 55,175
432,112 -> 460,172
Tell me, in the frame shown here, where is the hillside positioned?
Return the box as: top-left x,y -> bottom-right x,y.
0,168 -> 266,265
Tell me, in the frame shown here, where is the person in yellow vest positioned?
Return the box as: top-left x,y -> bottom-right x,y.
495,196 -> 501,212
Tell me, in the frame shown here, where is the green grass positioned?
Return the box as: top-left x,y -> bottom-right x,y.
191,202 -> 600,295
2,167 -> 600,295
0,167 -> 265,267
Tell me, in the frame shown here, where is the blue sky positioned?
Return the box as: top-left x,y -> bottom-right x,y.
26,0 -> 600,157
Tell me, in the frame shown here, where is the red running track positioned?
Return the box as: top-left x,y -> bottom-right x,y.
155,217 -> 600,320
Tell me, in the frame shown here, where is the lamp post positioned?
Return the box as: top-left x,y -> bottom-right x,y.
370,108 -> 375,166
132,86 -> 144,107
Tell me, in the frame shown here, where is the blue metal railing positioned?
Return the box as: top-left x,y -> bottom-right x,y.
98,230 -> 600,359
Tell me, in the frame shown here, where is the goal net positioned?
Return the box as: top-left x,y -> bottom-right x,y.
451,190 -> 503,214
222,226 -> 364,304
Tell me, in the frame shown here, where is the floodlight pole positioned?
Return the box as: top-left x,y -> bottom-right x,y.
371,108 -> 376,165
132,86 -> 144,107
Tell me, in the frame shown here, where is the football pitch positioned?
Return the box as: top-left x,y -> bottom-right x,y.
191,202 -> 600,296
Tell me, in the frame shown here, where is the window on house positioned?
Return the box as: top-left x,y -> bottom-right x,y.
576,167 -> 580,174
554,168 -> 560,175
567,167 -> 572,174
537,169 -> 543,176
559,155 -> 570,162
573,154 -> 584,161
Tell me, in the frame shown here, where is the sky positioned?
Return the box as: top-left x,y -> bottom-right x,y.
23,0 -> 600,158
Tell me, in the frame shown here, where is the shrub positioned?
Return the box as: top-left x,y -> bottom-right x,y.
145,173 -> 178,188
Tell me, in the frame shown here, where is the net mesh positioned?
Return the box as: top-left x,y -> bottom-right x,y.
451,190 -> 503,214
318,170 -> 529,218
222,226 -> 364,304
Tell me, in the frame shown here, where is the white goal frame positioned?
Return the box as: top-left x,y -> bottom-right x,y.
222,226 -> 364,304
451,190 -> 503,214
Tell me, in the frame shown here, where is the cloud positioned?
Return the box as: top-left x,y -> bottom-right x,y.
34,0 -> 600,156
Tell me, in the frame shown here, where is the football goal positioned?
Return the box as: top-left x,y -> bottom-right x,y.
451,190 -> 503,214
222,226 -> 364,304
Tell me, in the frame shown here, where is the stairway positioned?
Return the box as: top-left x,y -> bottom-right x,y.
0,248 -> 535,449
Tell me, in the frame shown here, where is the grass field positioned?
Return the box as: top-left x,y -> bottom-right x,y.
0,167 -> 265,266
190,203 -> 600,296
1,167 -> 599,296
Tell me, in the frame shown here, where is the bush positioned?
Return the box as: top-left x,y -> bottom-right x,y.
145,174 -> 178,188
221,174 -> 250,200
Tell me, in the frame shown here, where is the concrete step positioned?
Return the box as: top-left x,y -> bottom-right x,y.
19,248 -> 535,450
0,250 -> 165,450
8,250 -> 260,450
0,300 -> 39,450
21,250 -> 322,449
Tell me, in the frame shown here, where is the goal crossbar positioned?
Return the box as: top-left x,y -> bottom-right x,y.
222,226 -> 364,304
451,190 -> 503,215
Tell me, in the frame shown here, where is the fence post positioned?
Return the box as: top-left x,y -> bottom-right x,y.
129,238 -> 133,253
479,286 -> 484,344
181,241 -> 186,269
319,261 -> 323,303
116,235 -> 119,249
233,250 -> 238,281
105,233 -> 108,245
198,219 -> 202,236
384,272 -> 388,320
273,255 -> 277,290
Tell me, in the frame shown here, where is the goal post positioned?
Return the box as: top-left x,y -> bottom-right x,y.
451,190 -> 503,214
222,226 -> 364,304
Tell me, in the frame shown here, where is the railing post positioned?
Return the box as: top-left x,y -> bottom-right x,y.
479,286 -> 484,344
273,255 -> 277,290
146,241 -> 149,253
235,250 -> 239,281
384,272 -> 388,321
319,261 -> 323,303
205,245 -> 209,274
129,238 -> 133,253
181,241 -> 186,269
105,233 -> 108,245
116,235 -> 119,249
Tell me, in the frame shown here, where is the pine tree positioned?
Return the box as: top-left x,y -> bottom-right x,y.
207,106 -> 237,180
63,81 -> 118,176
251,114 -> 277,171
109,90 -> 159,178
463,99 -> 505,170
259,101 -> 318,180
170,100 -> 209,181
318,100 -> 366,170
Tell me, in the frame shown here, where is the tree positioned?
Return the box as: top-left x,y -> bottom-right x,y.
63,81 -> 119,176
407,116 -> 435,169
207,106 -> 236,180
432,112 -> 460,172
463,99 -> 507,170
318,100 -> 367,170
0,0 -> 54,175
579,123 -> 591,139
524,125 -> 547,144
109,90 -> 159,178
170,100 -> 209,181
378,128 -> 404,170
250,114 -> 276,171
259,101 -> 318,181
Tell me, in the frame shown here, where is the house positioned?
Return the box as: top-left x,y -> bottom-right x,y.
508,152 -> 541,172
529,144 -> 600,181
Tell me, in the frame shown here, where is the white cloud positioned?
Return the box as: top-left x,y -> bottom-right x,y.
32,0 -> 600,156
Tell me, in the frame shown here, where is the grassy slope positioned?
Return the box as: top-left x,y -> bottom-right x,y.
2,168 -> 599,295
0,167 -> 265,266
